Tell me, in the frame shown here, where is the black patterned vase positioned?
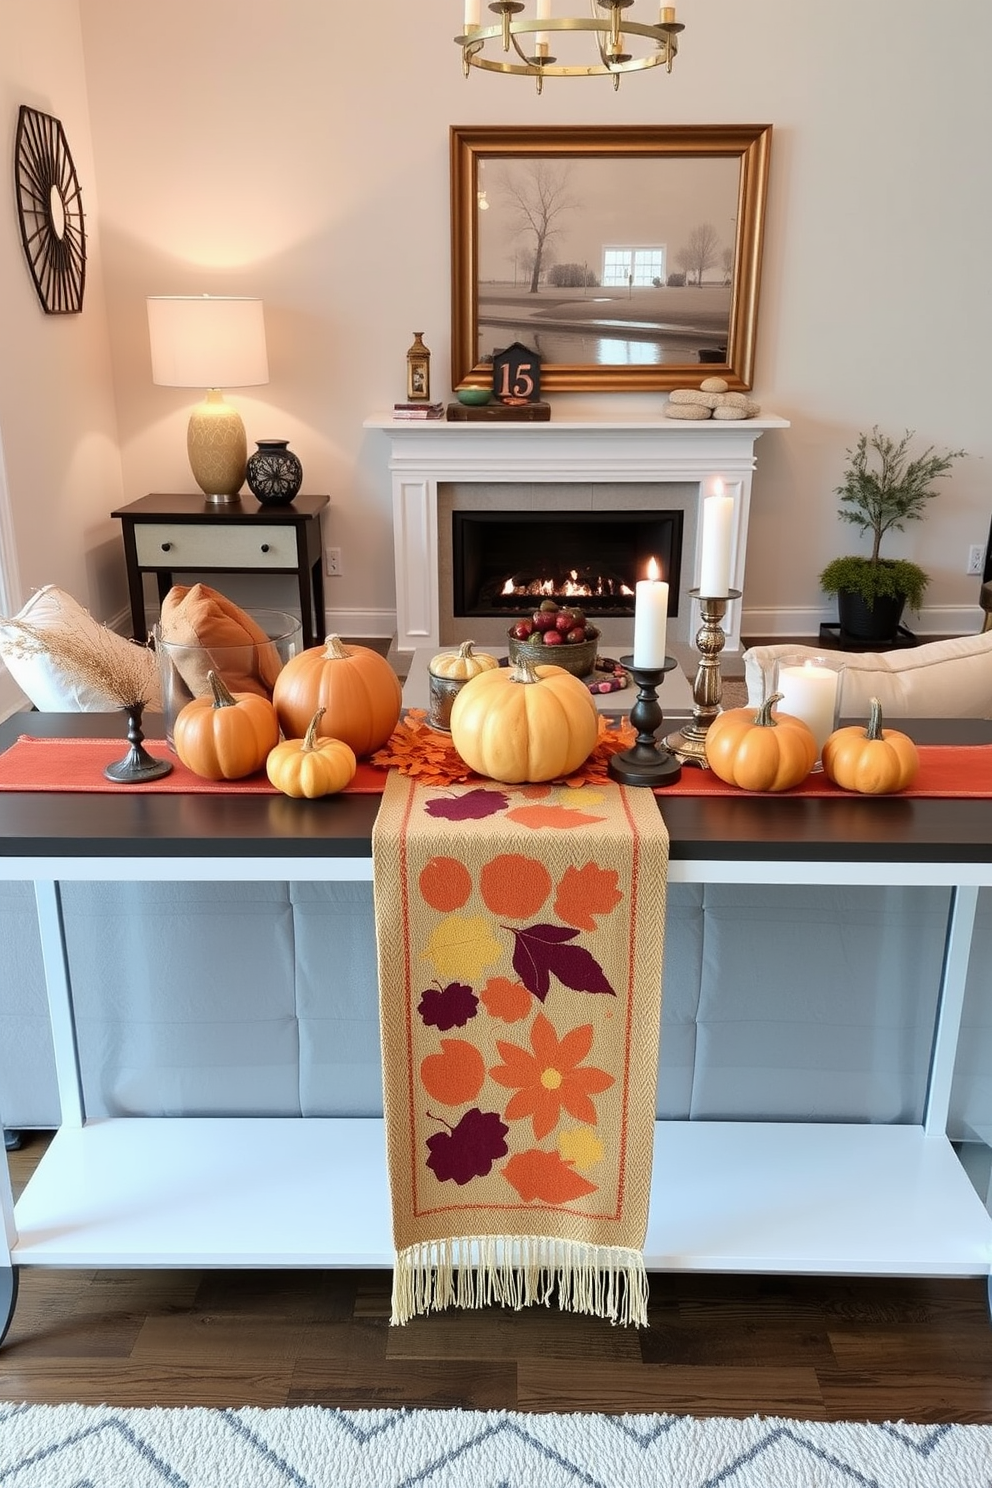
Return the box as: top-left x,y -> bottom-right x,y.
246,440 -> 303,506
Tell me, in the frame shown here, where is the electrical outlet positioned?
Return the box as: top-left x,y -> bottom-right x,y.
967,544 -> 985,576
326,547 -> 342,577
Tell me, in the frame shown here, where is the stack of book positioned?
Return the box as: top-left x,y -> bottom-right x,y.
393,402 -> 444,420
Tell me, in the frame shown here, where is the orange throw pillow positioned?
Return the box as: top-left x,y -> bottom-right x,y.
157,583 -> 284,698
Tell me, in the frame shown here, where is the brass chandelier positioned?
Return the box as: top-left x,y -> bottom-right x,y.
457,0 -> 684,92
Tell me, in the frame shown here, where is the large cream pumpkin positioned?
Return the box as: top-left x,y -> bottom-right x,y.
448,656 -> 598,783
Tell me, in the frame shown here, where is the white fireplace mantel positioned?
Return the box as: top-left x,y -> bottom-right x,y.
366,413 -> 789,658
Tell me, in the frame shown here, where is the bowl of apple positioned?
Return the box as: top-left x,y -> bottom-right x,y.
507,601 -> 600,679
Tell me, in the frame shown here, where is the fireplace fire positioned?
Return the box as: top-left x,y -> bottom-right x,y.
453,510 -> 682,620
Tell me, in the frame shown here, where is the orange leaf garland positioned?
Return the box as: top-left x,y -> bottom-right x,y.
553,863 -> 624,930
371,711 -> 636,790
502,1148 -> 599,1204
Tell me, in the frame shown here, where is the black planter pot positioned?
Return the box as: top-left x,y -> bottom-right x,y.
836,588 -> 906,644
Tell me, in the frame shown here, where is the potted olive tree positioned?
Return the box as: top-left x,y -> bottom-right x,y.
819,426 -> 965,644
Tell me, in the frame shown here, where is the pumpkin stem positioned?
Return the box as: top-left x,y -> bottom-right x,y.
509,655 -> 542,685
207,670 -> 239,709
754,692 -> 784,727
865,696 -> 884,740
457,640 -> 476,658
322,635 -> 350,660
303,707 -> 326,751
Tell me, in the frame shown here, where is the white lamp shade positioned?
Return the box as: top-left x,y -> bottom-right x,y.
147,295 -> 269,388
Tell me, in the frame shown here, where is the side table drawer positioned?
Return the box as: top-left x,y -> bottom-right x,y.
133,523 -> 298,570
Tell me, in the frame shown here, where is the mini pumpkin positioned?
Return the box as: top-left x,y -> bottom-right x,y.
174,670 -> 280,780
272,634 -> 402,757
704,692 -> 818,792
821,696 -> 919,794
266,708 -> 358,798
448,655 -> 598,783
429,640 -> 499,681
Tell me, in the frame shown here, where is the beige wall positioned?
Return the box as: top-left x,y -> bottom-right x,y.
0,0 -> 124,714
1,0 -> 989,690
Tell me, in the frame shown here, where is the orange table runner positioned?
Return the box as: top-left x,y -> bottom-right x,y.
371,770 -> 669,1327
4,731 -> 992,799
0,736 -> 386,793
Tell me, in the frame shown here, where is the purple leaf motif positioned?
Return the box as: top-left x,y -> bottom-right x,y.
425,1107 -> 510,1185
425,789 -> 510,822
509,923 -> 617,1001
418,980 -> 479,1030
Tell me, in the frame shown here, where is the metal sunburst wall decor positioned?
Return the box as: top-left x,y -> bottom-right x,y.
14,104 -> 87,315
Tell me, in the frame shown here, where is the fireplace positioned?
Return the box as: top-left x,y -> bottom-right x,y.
368,412 -> 788,658
452,510 -> 683,620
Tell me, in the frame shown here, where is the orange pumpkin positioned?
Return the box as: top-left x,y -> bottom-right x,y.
821,696 -> 919,794
448,655 -> 598,783
265,708 -> 358,798
174,670 -> 280,780
272,634 -> 402,757
704,692 -> 818,792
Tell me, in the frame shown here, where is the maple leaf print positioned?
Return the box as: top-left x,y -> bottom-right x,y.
425,789 -> 509,821
508,923 -> 616,1001
425,1108 -> 509,1185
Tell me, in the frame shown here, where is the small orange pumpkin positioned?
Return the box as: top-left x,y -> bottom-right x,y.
272,635 -> 402,757
821,696 -> 919,794
265,708 -> 358,798
704,692 -> 818,792
174,670 -> 280,780
449,655 -> 598,783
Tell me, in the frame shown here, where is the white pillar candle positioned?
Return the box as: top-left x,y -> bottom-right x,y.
633,558 -> 669,669
776,661 -> 839,754
536,0 -> 551,47
465,0 -> 481,27
699,486 -> 733,597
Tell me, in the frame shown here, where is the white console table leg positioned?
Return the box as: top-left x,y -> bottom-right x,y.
33,880 -> 84,1128
924,884 -> 979,1135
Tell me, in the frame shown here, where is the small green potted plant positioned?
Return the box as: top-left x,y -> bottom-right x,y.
819,426 -> 965,644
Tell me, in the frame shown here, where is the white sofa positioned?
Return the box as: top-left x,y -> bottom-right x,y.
743,631 -> 992,718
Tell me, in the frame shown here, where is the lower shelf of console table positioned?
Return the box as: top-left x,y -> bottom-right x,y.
11,1116 -> 991,1275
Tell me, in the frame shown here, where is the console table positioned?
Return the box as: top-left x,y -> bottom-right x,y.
2,711 -> 991,1344
111,492 -> 329,647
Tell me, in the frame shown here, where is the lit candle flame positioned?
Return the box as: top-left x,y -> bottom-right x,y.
646,556 -> 661,582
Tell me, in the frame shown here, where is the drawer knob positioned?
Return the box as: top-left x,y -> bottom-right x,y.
260,543 -> 270,553
160,541 -> 172,552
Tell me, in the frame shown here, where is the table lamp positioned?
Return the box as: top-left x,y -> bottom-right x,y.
147,295 -> 269,504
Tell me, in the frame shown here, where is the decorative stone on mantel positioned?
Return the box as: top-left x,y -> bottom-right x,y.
365,413 -> 789,659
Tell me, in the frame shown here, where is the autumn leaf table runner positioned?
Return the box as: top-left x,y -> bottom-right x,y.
371,770 -> 669,1327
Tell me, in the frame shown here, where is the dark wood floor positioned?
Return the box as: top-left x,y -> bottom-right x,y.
4,1133 -> 992,1420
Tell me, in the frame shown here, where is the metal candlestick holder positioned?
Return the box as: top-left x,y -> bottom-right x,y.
607,656 -> 682,788
665,588 -> 741,767
104,702 -> 173,784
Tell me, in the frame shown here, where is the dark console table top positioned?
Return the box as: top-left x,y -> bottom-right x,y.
1,712 -> 991,868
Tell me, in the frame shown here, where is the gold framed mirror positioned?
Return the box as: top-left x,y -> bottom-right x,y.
451,124 -> 772,394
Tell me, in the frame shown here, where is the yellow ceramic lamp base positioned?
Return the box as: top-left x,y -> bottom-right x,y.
187,388 -> 247,504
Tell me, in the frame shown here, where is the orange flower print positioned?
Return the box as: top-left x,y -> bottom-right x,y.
489,1012 -> 614,1141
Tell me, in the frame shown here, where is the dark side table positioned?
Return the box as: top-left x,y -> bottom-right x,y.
111,492 -> 329,647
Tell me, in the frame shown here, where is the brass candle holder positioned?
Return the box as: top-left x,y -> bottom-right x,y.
608,656 -> 682,788
665,587 -> 741,767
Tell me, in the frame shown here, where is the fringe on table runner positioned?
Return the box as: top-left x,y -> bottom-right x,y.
391,1236 -> 649,1328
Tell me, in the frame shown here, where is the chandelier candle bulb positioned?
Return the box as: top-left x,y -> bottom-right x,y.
464,0 -> 481,27
633,558 -> 669,669
776,660 -> 839,756
536,0 -> 551,47
699,488 -> 734,597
